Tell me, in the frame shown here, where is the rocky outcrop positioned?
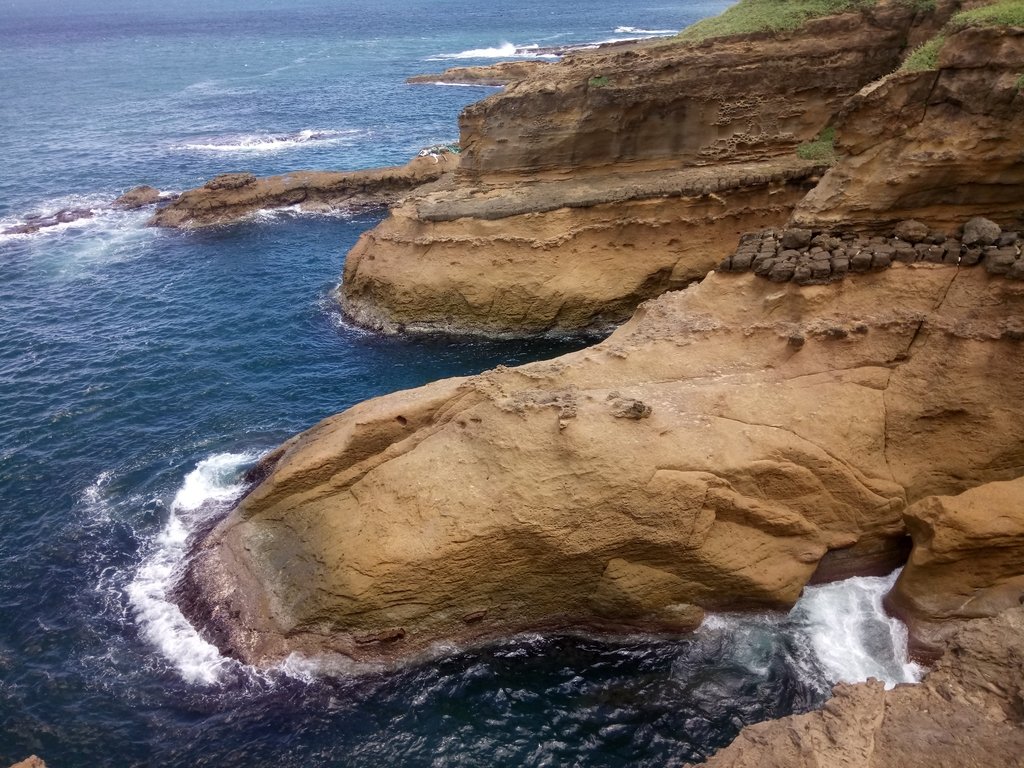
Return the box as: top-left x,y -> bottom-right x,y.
1,207 -> 95,235
792,25 -> 1024,234
885,477 -> 1024,657
407,61 -> 550,87
339,2 -> 953,335
177,264 -> 1024,667
688,606 -> 1024,767
9,757 -> 47,768
113,184 -> 161,209
340,158 -> 824,335
148,153 -> 458,229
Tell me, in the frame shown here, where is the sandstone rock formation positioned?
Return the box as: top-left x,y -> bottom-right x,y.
791,25 -> 1024,234
407,61 -> 550,87
148,153 -> 458,229
177,264 -> 1024,667
340,2 -> 953,335
886,477 -> 1024,657
688,606 -> 1024,768
8,757 -> 47,768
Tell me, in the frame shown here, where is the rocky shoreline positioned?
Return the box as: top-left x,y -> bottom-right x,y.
171,0 -> 1024,763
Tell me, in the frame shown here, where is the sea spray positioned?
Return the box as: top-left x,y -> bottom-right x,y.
792,570 -> 923,687
127,452 -> 258,685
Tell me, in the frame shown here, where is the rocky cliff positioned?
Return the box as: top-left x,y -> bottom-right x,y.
688,606 -> 1024,768
177,261 -> 1024,667
339,1 -> 954,335
792,24 -> 1024,234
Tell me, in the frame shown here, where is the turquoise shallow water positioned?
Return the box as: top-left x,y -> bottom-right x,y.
0,1 -> 922,765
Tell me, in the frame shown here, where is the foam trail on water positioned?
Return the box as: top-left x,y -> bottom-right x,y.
179,129 -> 361,153
127,452 -> 257,685
793,570 -> 923,688
428,43 -> 555,60
614,26 -> 678,35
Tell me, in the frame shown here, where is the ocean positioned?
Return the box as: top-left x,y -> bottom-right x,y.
0,1 -> 920,765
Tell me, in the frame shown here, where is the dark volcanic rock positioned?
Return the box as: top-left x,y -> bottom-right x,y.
962,216 -> 1002,247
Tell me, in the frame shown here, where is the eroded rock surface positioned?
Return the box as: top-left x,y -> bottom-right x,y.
792,25 -> 1024,234
886,477 -> 1024,657
148,154 -> 458,229
340,2 -> 950,335
689,606 -> 1024,768
178,266 -> 1024,667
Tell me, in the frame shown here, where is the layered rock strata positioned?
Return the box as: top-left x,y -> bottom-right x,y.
886,477 -> 1024,657
792,25 -> 1024,233
149,154 -> 458,229
178,264 -> 1024,667
687,606 -> 1024,768
340,2 -> 951,334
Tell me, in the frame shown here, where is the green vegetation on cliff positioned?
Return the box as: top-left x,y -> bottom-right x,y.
795,126 -> 837,162
676,0 -> 872,42
901,33 -> 946,70
948,0 -> 1024,29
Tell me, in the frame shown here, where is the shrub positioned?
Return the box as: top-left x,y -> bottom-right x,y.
588,75 -> 610,87
900,34 -> 946,71
796,126 -> 837,162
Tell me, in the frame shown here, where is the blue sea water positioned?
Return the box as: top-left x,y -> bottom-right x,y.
0,1 -> 922,765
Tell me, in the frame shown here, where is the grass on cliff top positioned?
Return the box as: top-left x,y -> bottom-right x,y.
947,0 -> 1024,29
675,0 -> 874,43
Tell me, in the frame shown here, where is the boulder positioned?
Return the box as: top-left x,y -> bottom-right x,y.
962,216 -> 1003,247
886,477 -> 1024,657
893,219 -> 929,243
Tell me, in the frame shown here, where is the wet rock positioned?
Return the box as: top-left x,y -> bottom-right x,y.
962,216 -> 1002,247
114,185 -> 161,209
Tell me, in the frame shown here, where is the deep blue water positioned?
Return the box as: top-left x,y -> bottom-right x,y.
0,1 -> 922,765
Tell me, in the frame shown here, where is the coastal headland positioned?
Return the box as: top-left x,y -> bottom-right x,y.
173,0 -> 1024,763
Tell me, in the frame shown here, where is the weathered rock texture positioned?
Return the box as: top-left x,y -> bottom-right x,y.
886,477 -> 1024,657
178,266 -> 1024,667
148,154 -> 458,229
688,606 -> 1024,768
792,25 -> 1024,234
718,217 -> 1023,284
407,61 -> 550,87
340,2 -> 952,335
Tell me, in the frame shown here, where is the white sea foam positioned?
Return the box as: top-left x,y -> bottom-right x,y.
427,42 -> 557,61
613,26 -> 678,35
127,452 -> 258,685
794,569 -> 923,688
179,129 -> 362,153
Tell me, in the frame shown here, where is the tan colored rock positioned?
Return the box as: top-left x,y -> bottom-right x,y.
10,757 -> 46,768
791,26 -> 1024,235
340,3 -> 950,334
178,266 -> 1024,667
885,477 -> 1024,657
407,61 -> 550,87
148,154 -> 458,229
689,606 -> 1024,768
